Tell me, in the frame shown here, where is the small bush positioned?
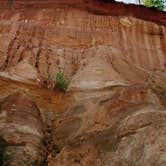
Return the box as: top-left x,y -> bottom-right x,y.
144,0 -> 165,11
55,72 -> 69,92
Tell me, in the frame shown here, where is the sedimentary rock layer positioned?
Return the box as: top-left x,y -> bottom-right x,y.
0,92 -> 45,165
1,0 -> 166,25
0,1 -> 165,166
0,2 -> 165,90
48,85 -> 166,166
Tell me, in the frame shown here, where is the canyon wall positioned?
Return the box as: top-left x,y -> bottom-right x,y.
0,1 -> 165,90
0,1 -> 165,166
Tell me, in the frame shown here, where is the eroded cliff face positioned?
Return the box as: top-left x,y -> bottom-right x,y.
0,1 -> 166,166
48,86 -> 166,166
0,1 -> 165,90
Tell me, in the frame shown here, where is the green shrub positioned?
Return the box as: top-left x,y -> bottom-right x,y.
144,0 -> 165,11
55,72 -> 69,92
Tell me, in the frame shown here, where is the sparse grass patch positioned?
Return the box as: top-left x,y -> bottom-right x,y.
55,72 -> 69,92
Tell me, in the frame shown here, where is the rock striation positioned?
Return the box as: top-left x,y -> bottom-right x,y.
0,0 -> 165,90
0,92 -> 45,165
48,86 -> 166,166
0,1 -> 165,166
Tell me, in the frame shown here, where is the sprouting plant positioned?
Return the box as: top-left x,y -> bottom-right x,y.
55,72 -> 69,92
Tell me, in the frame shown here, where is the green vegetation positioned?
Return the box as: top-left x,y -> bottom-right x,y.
144,0 -> 165,11
55,72 -> 69,92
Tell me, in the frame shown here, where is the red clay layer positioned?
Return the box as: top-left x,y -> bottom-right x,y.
0,0 -> 166,26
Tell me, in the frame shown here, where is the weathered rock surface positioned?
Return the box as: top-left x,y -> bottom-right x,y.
69,56 -> 128,91
0,92 -> 45,166
0,0 -> 165,90
0,1 -> 165,166
48,86 -> 166,166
